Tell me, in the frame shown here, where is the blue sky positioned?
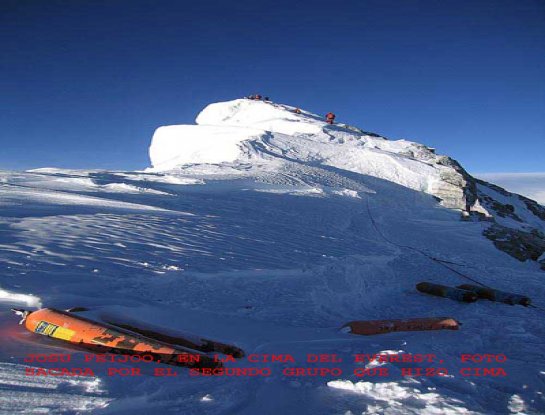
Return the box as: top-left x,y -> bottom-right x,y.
1,0 -> 544,172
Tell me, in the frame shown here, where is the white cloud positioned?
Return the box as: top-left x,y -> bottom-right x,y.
475,173 -> 545,205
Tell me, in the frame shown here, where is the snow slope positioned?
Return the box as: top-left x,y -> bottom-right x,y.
1,99 -> 545,414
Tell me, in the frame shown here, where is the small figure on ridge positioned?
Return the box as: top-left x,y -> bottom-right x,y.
325,112 -> 336,125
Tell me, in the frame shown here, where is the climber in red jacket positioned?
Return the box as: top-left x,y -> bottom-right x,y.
325,112 -> 336,124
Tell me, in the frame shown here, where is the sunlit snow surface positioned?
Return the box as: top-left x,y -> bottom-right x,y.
1,99 -> 544,413
1,165 -> 544,415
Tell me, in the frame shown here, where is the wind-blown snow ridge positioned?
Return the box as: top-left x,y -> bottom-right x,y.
0,289 -> 42,308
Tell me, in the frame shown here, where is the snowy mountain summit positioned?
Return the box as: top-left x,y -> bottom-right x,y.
150,99 -> 480,211
149,98 -> 545,268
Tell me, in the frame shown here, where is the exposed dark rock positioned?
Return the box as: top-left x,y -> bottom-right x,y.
519,195 -> 545,221
484,224 -> 545,263
362,131 -> 384,138
472,180 -> 544,269
477,192 -> 522,222
338,124 -> 385,139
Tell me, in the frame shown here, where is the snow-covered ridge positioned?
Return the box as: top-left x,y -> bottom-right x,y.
149,99 -> 482,212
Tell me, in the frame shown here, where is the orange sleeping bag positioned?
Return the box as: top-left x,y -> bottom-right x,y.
343,317 -> 460,336
20,308 -> 219,368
